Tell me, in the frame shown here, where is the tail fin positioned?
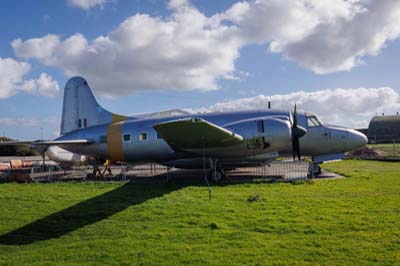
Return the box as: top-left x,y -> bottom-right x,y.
60,77 -> 127,135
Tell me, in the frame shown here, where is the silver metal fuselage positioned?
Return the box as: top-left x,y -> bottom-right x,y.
58,109 -> 367,167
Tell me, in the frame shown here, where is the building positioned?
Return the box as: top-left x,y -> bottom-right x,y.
367,115 -> 400,143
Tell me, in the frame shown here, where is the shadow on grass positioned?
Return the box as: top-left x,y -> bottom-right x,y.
0,183 -> 181,245
0,170 -> 290,246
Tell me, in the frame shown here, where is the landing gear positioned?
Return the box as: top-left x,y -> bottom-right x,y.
308,162 -> 321,178
209,168 -> 226,183
207,159 -> 226,183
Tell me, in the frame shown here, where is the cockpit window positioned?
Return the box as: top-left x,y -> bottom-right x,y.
306,114 -> 323,127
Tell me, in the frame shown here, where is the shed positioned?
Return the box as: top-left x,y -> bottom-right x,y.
367,115 -> 400,143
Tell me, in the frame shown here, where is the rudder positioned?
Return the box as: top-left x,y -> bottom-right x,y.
60,77 -> 127,135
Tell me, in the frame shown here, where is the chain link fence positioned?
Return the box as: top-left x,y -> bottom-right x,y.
348,139 -> 400,160
0,160 -> 311,184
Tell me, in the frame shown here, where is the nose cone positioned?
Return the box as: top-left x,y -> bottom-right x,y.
292,125 -> 307,138
347,129 -> 368,150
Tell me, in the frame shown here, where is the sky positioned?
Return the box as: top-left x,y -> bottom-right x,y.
1,0 -> 400,140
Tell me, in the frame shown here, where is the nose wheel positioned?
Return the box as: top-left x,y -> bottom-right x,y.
308,162 -> 321,178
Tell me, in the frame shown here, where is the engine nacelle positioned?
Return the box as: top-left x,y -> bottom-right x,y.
227,117 -> 292,153
262,117 -> 292,152
46,145 -> 86,163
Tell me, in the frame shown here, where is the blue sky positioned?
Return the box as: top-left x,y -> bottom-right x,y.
1,0 -> 400,140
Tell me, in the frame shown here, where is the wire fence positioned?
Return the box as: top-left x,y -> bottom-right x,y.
347,139 -> 400,160
0,160 -> 311,184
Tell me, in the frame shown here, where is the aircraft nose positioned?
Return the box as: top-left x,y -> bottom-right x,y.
347,129 -> 368,150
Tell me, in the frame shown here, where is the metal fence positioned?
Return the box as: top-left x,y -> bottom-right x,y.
0,160 -> 311,184
348,140 -> 400,160
224,161 -> 310,183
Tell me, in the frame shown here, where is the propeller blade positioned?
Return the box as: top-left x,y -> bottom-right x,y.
292,137 -> 300,160
291,103 -> 304,161
293,103 -> 297,127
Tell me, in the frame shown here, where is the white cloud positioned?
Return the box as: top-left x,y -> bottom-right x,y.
0,116 -> 61,139
168,0 -> 189,9
36,73 -> 60,97
274,1 -> 400,74
12,35 -> 60,64
11,0 -> 400,97
21,73 -> 60,98
0,57 -> 31,98
0,57 -> 59,99
11,4 -> 242,97
66,0 -> 108,10
20,79 -> 37,95
194,87 -> 400,128
218,0 -> 400,74
0,118 -> 39,127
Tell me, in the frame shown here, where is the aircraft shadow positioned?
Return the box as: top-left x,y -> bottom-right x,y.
0,183 -> 182,245
0,170 -> 286,246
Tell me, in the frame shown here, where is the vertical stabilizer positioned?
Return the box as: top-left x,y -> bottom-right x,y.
60,77 -> 127,135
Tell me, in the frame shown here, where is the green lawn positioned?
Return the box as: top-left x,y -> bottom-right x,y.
0,160 -> 399,265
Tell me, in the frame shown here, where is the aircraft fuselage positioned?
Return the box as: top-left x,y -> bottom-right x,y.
58,109 -> 366,166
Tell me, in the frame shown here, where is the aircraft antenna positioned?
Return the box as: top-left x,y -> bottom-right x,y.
201,137 -> 212,200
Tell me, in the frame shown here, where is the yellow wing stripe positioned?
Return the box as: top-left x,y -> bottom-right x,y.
112,113 -> 128,123
107,118 -> 127,161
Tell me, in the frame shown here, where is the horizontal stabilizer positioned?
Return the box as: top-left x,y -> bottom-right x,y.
0,140 -> 33,145
153,118 -> 243,152
0,139 -> 93,146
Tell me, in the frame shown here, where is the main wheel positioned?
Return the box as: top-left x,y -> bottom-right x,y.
209,168 -> 226,183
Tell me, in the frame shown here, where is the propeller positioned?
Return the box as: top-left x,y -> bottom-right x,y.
291,104 -> 307,160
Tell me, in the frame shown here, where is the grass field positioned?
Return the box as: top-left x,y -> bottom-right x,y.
0,160 -> 399,265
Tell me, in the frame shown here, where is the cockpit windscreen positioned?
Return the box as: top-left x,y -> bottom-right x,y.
306,113 -> 323,127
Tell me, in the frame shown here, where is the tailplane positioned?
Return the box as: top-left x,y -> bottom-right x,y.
60,77 -> 127,135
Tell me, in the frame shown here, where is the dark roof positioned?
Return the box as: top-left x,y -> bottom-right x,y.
369,115 -> 400,123
367,115 -> 400,142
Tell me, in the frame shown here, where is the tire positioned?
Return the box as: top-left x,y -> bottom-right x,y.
209,168 -> 226,183
308,164 -> 321,176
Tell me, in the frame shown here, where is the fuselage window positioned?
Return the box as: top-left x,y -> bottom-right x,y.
139,132 -> 148,141
123,133 -> 131,142
100,135 -> 107,143
156,132 -> 162,139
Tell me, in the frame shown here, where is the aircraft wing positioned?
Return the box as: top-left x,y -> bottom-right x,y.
33,139 -> 93,145
153,118 -> 243,152
0,139 -> 93,146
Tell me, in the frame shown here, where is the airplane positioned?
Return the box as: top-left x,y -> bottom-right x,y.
1,76 -> 367,180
